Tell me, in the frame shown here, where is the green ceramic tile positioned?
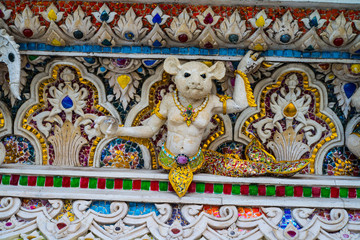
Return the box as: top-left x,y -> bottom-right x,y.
123,179 -> 133,190
303,187 -> 312,197
106,179 -> 114,189
357,189 -> 360,198
232,185 -> 240,195
141,180 -> 150,190
321,187 -> 330,198
19,176 -> 28,186
196,182 -> 205,193
285,186 -> 294,196
89,178 -> 97,189
249,184 -> 258,196
53,176 -> 62,187
214,184 -> 223,194
266,185 -> 275,196
70,177 -> 80,188
37,176 -> 45,187
1,175 -> 10,185
340,188 -> 348,198
159,181 -> 168,191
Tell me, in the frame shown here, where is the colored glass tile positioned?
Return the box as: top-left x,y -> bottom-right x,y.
188,182 -> 196,193
80,177 -> 89,188
28,176 -> 37,186
339,188 -> 348,198
232,185 -> 240,195
62,177 -> 71,188
294,186 -> 303,197
214,184 -> 223,194
348,188 -> 356,198
45,176 -> 53,187
196,182 -> 205,193
133,180 -> 141,190
205,183 -> 214,194
276,186 -> 285,197
1,175 -> 10,185
106,179 -> 114,189
223,184 -> 232,195
357,189 -> 360,198
303,187 -> 312,197
241,185 -> 249,195
285,186 -> 294,197
266,185 -> 275,196
312,187 -> 321,198
70,177 -> 80,188
19,176 -> 28,186
331,187 -> 339,198
258,185 -> 266,196
249,184 -> 258,196
123,179 -> 133,190
10,175 -> 20,186
114,179 -> 123,189
168,183 -> 174,192
157,181 -> 167,191
150,181 -> 159,191
37,176 -> 45,187
98,178 -> 106,189
321,187 -> 330,198
141,180 -> 150,190
53,176 -> 62,187
89,178 -> 97,189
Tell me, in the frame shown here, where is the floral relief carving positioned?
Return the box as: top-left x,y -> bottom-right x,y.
0,197 -> 356,240
115,7 -> 148,42
165,9 -> 200,43
216,10 -> 250,44
267,11 -> 302,44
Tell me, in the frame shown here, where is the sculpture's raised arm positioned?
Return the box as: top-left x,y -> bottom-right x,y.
213,50 -> 264,115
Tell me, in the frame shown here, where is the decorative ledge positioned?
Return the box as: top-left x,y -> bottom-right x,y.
0,165 -> 359,208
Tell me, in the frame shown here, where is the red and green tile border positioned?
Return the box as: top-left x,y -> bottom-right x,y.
1,174 -> 359,199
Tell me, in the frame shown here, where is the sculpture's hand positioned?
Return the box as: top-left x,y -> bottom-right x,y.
94,116 -> 120,138
237,50 -> 265,74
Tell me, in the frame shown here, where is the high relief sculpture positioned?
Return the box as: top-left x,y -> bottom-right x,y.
96,51 -> 309,197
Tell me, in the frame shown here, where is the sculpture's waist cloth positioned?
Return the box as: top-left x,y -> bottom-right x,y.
158,140 -> 309,197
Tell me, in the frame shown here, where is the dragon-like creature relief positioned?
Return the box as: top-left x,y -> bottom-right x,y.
0,28 -> 21,100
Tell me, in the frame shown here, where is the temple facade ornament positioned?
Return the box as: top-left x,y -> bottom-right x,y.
0,1 -> 360,239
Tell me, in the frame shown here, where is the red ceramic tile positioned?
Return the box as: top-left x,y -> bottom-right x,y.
97,178 -> 106,189
10,175 -> 19,186
168,183 -> 174,192
45,176 -> 53,187
331,187 -> 339,198
223,184 -> 232,195
276,186 -> 285,197
132,180 -> 141,190
294,186 -> 303,197
258,185 -> 266,196
80,177 -> 89,188
62,177 -> 71,188
28,176 -> 37,186
205,183 -> 214,194
114,179 -> 123,189
348,188 -> 356,198
188,182 -> 196,193
312,187 -> 321,198
241,185 -> 249,195
150,181 -> 159,191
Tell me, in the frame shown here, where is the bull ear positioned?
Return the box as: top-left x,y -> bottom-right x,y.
164,56 -> 181,75
208,61 -> 225,80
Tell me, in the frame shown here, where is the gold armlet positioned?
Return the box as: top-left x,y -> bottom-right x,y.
217,94 -> 232,114
234,70 -> 257,107
153,101 -> 166,121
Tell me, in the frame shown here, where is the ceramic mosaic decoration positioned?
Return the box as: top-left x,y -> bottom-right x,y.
0,1 -> 359,239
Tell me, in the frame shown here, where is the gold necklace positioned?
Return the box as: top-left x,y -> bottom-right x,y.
173,90 -> 209,126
